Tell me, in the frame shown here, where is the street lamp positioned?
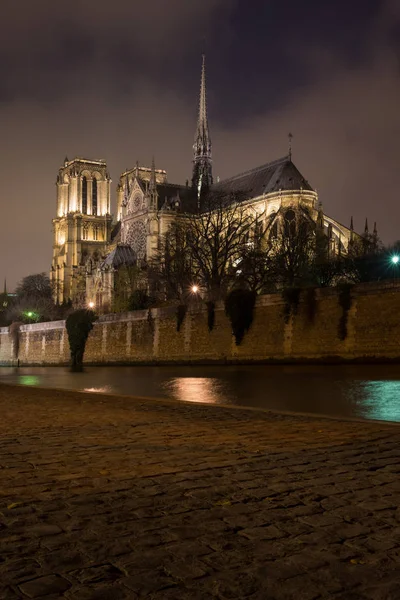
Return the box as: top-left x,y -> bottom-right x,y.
390,255 -> 400,286
88,301 -> 95,309
23,311 -> 37,320
191,285 -> 199,294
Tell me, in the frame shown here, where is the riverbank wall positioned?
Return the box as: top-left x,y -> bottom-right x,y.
1,281 -> 400,366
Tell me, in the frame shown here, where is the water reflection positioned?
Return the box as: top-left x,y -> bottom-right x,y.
18,375 -> 41,386
360,381 -> 400,422
163,377 -> 225,404
1,365 -> 400,423
83,386 -> 113,394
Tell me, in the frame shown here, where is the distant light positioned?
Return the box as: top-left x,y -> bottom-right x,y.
88,301 -> 95,308
191,285 -> 199,294
391,255 -> 400,265
27,312 -> 33,317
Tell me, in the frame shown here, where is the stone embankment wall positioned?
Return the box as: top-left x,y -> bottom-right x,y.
1,281 -> 400,366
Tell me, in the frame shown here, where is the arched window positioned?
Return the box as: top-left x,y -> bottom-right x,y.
82,177 -> 87,214
284,209 -> 296,237
92,178 -> 98,216
82,222 -> 89,240
269,212 -> 278,239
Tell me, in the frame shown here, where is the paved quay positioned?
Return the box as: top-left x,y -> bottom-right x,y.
0,384 -> 400,600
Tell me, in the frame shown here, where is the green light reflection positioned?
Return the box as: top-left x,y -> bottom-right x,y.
18,375 -> 41,386
360,381 -> 400,422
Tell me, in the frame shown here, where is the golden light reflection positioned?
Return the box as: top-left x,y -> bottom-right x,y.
166,377 -> 225,404
83,386 -> 113,394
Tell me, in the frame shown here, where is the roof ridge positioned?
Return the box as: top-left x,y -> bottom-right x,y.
158,182 -> 188,189
216,156 -> 289,185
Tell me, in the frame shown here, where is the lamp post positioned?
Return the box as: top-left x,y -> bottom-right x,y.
391,255 -> 400,286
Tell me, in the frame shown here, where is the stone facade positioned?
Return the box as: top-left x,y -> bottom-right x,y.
51,57 -> 357,309
2,282 -> 400,366
50,158 -> 113,304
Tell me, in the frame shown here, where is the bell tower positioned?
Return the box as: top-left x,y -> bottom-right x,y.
51,157 -> 112,304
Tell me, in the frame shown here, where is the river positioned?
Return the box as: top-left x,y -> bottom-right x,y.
1,364 -> 400,423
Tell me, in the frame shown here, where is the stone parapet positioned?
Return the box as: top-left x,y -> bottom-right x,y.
2,282 -> 400,366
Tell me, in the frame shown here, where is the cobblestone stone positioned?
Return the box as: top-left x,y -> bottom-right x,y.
1,383 -> 400,598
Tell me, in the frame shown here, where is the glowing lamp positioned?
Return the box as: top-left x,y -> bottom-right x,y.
391,255 -> 400,265
88,301 -> 95,308
191,285 -> 199,294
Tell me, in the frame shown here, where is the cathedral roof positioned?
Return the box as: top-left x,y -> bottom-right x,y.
212,156 -> 314,200
100,244 -> 136,270
156,182 -> 198,213
110,220 -> 121,242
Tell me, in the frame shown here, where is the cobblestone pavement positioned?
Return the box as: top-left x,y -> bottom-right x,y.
1,384 -> 400,599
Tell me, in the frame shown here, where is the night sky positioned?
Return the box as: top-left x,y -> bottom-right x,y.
1,0 -> 399,290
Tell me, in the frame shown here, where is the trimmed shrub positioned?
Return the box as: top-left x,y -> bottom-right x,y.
176,304 -> 187,332
304,287 -> 318,323
225,289 -> 256,346
206,301 -> 216,332
338,284 -> 353,341
282,287 -> 301,324
66,309 -> 97,371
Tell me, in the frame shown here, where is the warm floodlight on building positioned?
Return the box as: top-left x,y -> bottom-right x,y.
191,285 -> 199,294
391,255 -> 400,265
88,301 -> 95,308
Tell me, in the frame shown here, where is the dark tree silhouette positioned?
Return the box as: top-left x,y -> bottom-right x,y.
66,309 -> 97,371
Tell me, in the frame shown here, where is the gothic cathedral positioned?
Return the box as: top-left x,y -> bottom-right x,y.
51,56 -> 355,307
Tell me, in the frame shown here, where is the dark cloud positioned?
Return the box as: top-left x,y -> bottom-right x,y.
0,0 -> 399,289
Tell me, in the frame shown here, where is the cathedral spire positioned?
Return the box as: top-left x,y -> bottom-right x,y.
317,201 -> 324,229
192,54 -> 213,206
124,171 -> 130,206
288,133 -> 293,162
149,157 -> 158,210
350,216 -> 354,245
149,157 -> 156,191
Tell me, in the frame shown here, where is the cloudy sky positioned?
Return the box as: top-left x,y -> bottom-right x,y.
0,0 -> 399,289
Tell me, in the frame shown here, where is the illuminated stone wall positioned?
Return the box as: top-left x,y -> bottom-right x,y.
2,282 -> 400,367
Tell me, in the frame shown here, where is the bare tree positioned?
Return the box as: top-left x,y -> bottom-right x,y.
233,218 -> 276,293
271,207 -> 318,288
343,230 -> 386,283
16,273 -> 53,299
149,221 -> 195,303
185,193 -> 258,300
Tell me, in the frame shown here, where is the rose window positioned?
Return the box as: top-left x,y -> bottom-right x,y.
126,220 -> 147,259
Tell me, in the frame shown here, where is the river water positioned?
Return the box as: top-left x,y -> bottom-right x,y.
1,364 -> 400,423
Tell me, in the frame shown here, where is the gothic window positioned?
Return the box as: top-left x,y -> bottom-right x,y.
284,209 -> 296,237
269,213 -> 278,239
82,222 -> 89,240
82,177 -> 88,214
92,178 -> 98,216
126,220 -> 147,260
93,224 -> 99,241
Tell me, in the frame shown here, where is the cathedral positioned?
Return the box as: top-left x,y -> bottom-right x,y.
51,56 -> 355,308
